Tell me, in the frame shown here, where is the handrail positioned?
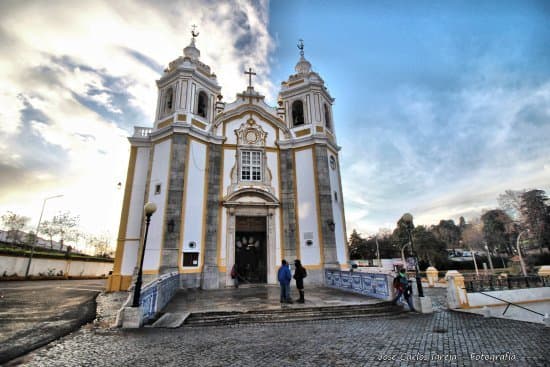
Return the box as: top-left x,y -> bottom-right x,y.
477,291 -> 544,317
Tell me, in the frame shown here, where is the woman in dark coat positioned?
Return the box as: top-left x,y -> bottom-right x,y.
293,259 -> 307,303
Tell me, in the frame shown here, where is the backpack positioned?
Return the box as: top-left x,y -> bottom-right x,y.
230,267 -> 237,279
393,276 -> 400,289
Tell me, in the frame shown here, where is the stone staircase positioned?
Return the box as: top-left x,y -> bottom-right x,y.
181,302 -> 405,327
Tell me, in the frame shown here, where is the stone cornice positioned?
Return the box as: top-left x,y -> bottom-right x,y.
213,104 -> 290,135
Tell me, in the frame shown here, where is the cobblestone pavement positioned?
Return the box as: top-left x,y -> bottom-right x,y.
16,289 -> 549,367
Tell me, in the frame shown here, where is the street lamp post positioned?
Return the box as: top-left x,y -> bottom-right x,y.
401,213 -> 424,297
484,243 -> 494,274
516,230 -> 528,277
25,194 -> 63,278
401,241 -> 411,269
470,246 -> 479,277
375,235 -> 381,267
132,202 -> 157,308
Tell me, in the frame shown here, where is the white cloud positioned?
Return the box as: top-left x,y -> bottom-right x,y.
0,0 -> 275,246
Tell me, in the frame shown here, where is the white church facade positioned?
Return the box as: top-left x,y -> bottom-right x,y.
108,33 -> 349,291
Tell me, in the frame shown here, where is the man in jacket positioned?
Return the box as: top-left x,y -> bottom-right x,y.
277,259 -> 292,304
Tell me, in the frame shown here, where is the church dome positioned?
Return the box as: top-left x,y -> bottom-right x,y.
183,38 -> 200,61
295,55 -> 312,75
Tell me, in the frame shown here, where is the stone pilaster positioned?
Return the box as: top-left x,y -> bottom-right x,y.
279,149 -> 297,261
159,134 -> 188,274
314,145 -> 338,266
201,143 -> 222,289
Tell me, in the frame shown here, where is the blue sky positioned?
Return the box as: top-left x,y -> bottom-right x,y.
0,0 -> 549,248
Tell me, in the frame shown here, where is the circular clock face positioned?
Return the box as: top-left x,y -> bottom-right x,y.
246,130 -> 258,143
329,155 -> 336,169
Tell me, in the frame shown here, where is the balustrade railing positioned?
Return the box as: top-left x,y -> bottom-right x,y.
465,275 -> 550,293
133,126 -> 152,137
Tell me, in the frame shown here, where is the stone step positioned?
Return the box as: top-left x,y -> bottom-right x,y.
188,302 -> 394,318
183,302 -> 405,327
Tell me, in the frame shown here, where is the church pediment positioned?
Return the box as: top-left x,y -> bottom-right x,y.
223,188 -> 279,208
212,104 -> 291,139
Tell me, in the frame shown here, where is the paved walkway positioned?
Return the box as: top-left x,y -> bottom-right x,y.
0,279 -> 105,364
163,285 -> 383,314
13,288 -> 550,366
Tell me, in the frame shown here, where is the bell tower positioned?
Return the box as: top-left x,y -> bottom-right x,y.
278,40 -> 335,139
154,25 -> 221,130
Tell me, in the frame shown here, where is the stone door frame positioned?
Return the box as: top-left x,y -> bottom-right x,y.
225,206 -> 277,286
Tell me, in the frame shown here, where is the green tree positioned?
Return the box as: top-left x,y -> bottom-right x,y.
481,209 -> 513,254
412,225 -> 447,268
431,220 -> 461,250
348,229 -> 368,259
1,211 -> 30,244
520,189 -> 550,253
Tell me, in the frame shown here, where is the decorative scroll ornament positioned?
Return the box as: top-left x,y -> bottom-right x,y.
235,118 -> 267,147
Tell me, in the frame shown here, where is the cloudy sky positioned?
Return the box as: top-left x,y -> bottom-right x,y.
1,0 -> 549,246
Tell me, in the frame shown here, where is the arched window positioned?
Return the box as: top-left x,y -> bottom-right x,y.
197,91 -> 208,118
164,88 -> 174,114
324,104 -> 331,130
292,100 -> 304,126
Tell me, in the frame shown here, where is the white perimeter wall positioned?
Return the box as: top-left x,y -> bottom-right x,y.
295,148 -> 321,266
0,255 -> 113,277
328,152 -> 347,264
463,288 -> 550,324
143,140 -> 171,271
181,139 -> 207,270
121,147 -> 150,275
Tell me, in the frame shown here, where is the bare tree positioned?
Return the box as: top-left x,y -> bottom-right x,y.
52,211 -> 79,250
498,189 -> 525,221
1,211 -> 30,244
87,233 -> 112,257
40,220 -> 57,249
461,219 -> 484,251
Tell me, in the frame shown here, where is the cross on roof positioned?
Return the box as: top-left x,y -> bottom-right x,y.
191,24 -> 199,38
297,39 -> 304,57
244,67 -> 256,88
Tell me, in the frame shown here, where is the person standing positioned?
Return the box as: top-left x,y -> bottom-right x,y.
230,264 -> 241,288
277,259 -> 292,304
392,268 -> 407,305
293,259 -> 307,303
392,268 -> 416,312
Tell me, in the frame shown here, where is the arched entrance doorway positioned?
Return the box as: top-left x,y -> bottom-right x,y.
223,188 -> 279,286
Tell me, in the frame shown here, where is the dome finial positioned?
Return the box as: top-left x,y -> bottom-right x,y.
295,38 -> 311,75
183,24 -> 201,60
297,39 -> 304,58
191,24 -> 200,39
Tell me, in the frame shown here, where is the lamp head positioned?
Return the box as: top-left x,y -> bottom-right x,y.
144,202 -> 157,216
401,213 -> 413,223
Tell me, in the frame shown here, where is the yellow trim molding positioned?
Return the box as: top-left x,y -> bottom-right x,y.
158,117 -> 173,129
295,128 -> 311,137
192,118 -> 207,130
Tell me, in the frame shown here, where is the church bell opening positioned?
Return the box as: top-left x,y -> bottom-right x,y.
235,216 -> 267,283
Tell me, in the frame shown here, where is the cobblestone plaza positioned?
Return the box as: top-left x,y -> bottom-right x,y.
18,289 -> 549,367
